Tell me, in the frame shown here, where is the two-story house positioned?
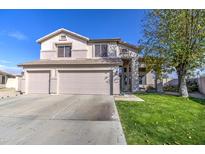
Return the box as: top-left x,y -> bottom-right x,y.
18,28 -> 141,95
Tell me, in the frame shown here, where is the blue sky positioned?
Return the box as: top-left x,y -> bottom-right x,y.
0,9 -> 146,74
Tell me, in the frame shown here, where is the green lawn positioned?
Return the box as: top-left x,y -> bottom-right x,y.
116,93 -> 205,145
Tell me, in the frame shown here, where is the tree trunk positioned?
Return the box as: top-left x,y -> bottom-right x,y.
154,73 -> 157,92
154,72 -> 158,92
155,71 -> 163,93
179,74 -> 189,98
176,64 -> 189,97
177,69 -> 181,90
157,78 -> 164,93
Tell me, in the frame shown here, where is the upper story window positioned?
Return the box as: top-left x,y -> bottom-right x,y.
120,48 -> 131,58
122,49 -> 128,53
57,45 -> 72,57
95,44 -> 108,57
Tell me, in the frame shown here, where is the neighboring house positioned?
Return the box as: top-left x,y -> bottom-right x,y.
198,75 -> 205,94
18,28 -> 144,95
6,75 -> 23,91
163,79 -> 178,86
0,70 -> 15,88
138,57 -> 173,90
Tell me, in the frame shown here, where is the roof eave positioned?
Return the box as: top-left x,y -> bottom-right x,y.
118,41 -> 139,51
18,63 -> 122,67
88,38 -> 122,43
36,28 -> 89,44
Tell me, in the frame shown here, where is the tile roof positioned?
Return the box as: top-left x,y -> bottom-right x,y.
18,58 -> 123,67
88,38 -> 139,50
0,70 -> 15,77
36,28 -> 139,50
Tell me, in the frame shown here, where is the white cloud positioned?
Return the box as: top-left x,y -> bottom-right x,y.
0,64 -> 22,75
0,60 -> 11,64
0,30 -> 28,41
8,31 -> 27,40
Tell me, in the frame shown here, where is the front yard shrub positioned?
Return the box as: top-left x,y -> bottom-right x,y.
146,85 -> 156,92
164,79 -> 198,92
163,85 -> 179,92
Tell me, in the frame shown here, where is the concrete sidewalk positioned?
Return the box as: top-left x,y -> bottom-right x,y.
114,94 -> 144,102
165,91 -> 205,99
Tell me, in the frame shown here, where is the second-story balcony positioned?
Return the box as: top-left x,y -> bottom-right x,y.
119,49 -> 133,59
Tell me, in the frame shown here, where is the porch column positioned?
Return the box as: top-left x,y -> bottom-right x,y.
131,57 -> 139,92
112,66 -> 120,95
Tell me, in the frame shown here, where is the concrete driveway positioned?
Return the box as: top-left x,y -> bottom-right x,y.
0,95 -> 126,145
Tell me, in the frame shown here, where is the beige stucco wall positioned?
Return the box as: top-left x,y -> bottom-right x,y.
40,32 -> 88,59
141,71 -> 173,88
6,78 -> 17,90
112,66 -> 120,95
87,44 -> 93,58
40,32 -> 138,61
20,78 -> 25,93
198,77 -> 205,94
40,51 -> 56,59
146,71 -> 155,86
50,78 -> 57,94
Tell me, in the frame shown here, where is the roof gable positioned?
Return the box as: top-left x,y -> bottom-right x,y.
36,28 -> 89,43
36,28 -> 138,50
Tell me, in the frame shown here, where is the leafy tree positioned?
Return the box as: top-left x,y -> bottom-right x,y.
140,10 -> 168,93
142,10 -> 205,97
143,56 -> 166,93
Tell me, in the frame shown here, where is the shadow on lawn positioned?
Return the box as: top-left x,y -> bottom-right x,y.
189,97 -> 205,105
135,92 -> 205,105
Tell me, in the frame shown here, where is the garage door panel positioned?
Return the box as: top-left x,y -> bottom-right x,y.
58,71 -> 111,95
28,72 -> 50,94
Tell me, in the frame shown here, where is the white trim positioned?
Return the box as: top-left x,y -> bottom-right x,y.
72,49 -> 88,51
55,41 -> 73,45
36,28 -> 89,43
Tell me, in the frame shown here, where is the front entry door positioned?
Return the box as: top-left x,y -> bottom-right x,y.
120,59 -> 132,93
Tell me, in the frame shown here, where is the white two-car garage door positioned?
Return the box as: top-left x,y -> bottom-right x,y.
27,71 -> 50,94
58,71 -> 111,95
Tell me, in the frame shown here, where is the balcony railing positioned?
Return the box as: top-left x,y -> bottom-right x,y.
119,50 -> 132,59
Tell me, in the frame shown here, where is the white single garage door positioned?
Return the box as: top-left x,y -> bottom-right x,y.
58,71 -> 111,95
27,71 -> 50,94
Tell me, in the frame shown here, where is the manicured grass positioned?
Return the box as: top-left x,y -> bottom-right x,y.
116,93 -> 205,145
